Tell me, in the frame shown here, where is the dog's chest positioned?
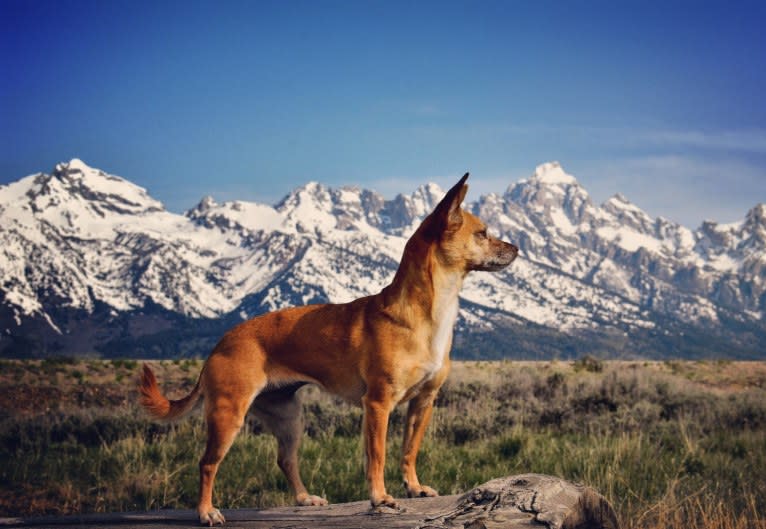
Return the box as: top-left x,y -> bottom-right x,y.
427,286 -> 460,373
398,295 -> 458,404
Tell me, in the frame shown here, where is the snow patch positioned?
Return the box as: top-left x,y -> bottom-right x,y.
550,208 -> 577,236
596,226 -> 663,253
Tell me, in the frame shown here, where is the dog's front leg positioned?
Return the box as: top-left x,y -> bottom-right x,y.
362,387 -> 398,508
401,390 -> 439,498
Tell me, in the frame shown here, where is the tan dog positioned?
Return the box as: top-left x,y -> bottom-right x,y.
139,173 -> 518,525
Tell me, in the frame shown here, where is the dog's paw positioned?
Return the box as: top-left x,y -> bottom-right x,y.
296,493 -> 329,506
406,484 -> 439,498
199,507 -> 225,526
370,493 -> 400,510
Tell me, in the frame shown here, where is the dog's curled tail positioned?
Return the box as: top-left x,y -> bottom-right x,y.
138,363 -> 203,421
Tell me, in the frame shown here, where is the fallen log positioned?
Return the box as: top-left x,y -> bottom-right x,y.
1,474 -> 620,529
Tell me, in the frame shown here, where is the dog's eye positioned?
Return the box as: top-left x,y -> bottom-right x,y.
475,229 -> 488,239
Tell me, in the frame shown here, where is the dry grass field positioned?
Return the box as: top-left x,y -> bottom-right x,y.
1,357 -> 765,528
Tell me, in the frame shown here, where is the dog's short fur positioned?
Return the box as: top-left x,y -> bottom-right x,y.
139,173 -> 518,525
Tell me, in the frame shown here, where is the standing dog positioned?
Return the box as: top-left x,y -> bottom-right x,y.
139,173 -> 518,525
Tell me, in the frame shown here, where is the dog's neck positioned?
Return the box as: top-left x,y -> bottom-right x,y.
384,238 -> 465,327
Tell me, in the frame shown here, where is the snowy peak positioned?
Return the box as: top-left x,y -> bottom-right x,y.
275,181 -> 331,212
506,161 -> 589,204
55,158 -> 90,174
412,182 -> 445,217
604,193 -> 631,208
396,182 -> 445,216
372,182 -> 444,235
276,181 -> 364,233
744,203 -> 766,234
188,195 -> 218,215
186,194 -> 284,234
530,161 -> 578,185
269,180 -> 446,236
732,203 -> 766,253
696,203 -> 766,258
412,182 -> 445,210
602,193 -> 656,233
500,162 -> 594,252
37,159 -> 164,216
0,160 -> 167,245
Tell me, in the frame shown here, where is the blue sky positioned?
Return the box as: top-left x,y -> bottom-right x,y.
2,0 -> 765,227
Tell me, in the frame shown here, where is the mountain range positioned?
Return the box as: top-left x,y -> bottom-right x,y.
1,159 -> 764,359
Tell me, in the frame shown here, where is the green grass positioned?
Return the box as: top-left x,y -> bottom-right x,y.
1,360 -> 765,529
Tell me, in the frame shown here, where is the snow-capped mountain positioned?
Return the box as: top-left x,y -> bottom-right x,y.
1,159 -> 764,359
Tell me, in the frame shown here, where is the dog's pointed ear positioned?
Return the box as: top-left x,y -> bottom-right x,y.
433,172 -> 469,233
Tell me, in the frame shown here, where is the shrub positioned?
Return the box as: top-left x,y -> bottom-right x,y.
573,355 -> 604,373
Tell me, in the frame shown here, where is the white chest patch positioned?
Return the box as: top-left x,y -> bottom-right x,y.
428,285 -> 460,373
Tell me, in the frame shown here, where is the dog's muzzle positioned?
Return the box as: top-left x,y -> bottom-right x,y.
476,241 -> 518,271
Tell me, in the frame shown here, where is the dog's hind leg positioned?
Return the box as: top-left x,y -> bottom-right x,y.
252,385 -> 328,506
197,400 -> 241,525
197,354 -> 267,526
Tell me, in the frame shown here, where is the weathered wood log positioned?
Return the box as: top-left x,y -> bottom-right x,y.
0,474 -> 620,529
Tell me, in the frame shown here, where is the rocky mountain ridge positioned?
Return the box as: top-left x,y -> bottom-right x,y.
1,159 -> 763,359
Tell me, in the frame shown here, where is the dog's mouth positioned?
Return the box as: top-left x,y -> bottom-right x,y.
474,242 -> 518,271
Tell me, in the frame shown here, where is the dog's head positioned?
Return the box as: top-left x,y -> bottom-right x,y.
419,173 -> 518,273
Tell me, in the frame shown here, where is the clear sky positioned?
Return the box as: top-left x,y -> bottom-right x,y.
2,0 -> 765,227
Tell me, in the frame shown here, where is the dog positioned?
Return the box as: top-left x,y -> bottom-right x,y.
138,173 -> 518,525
